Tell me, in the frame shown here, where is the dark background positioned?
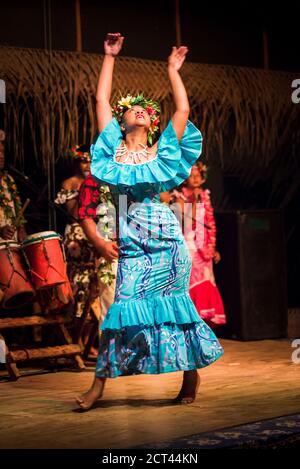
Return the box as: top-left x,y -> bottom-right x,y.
0,0 -> 299,71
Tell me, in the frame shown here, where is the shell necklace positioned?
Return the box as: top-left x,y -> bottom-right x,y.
115,142 -> 155,165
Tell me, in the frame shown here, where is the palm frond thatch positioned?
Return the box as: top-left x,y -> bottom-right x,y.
1,45 -> 300,173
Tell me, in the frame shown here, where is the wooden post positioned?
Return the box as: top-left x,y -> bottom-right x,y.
263,28 -> 269,70
75,0 -> 82,52
175,0 -> 182,47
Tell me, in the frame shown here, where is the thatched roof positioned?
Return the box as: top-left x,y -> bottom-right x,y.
1,45 -> 300,174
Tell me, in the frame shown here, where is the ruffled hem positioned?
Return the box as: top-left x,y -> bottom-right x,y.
96,322 -> 224,378
90,118 -> 202,189
159,121 -> 203,191
100,293 -> 202,331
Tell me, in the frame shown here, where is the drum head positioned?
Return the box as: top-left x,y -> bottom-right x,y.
0,240 -> 20,250
23,231 -> 61,246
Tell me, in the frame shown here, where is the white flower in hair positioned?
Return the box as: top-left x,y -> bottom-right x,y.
118,95 -> 133,108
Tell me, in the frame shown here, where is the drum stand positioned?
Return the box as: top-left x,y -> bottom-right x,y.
0,312 -> 85,380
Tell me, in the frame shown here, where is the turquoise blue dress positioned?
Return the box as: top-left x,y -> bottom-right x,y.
91,117 -> 224,378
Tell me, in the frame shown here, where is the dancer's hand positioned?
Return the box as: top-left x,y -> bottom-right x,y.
99,240 -> 119,262
104,33 -> 124,57
168,46 -> 188,71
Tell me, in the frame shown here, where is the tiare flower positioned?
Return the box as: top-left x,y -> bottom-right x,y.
118,95 -> 133,108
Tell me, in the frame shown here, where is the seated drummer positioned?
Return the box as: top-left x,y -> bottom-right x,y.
0,129 -> 27,242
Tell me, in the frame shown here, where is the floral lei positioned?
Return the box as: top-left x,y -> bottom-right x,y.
0,171 -> 26,228
112,93 -> 160,145
196,161 -> 209,180
95,184 -> 116,286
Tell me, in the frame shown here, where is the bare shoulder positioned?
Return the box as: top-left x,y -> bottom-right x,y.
62,176 -> 83,190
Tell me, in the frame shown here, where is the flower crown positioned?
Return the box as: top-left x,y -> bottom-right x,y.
112,94 -> 160,145
196,161 -> 208,180
65,145 -> 91,162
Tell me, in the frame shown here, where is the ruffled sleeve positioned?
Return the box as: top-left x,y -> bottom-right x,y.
158,119 -> 203,191
90,117 -> 202,189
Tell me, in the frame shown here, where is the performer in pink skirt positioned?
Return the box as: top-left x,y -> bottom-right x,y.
164,163 -> 226,328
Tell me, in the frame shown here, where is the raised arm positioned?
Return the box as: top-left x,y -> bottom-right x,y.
96,33 -> 124,133
168,46 -> 190,142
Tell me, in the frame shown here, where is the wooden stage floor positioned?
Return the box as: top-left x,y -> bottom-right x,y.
0,339 -> 300,449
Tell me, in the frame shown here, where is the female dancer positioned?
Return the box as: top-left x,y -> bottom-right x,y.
163,163 -> 226,327
76,33 -> 223,410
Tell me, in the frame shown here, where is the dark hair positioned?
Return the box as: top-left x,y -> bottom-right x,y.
76,144 -> 90,153
120,116 -> 126,140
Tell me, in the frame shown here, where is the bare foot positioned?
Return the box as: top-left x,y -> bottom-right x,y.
76,377 -> 106,411
173,370 -> 201,404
